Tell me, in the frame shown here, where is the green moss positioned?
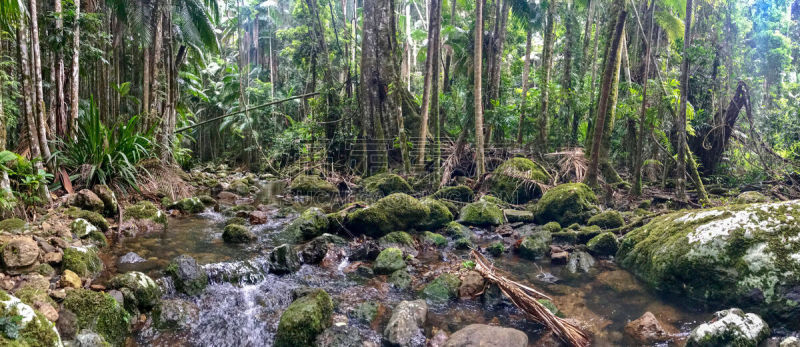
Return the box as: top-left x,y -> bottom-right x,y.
109,272 -> 162,311
431,185 -> 474,202
420,273 -> 461,303
543,221 -> 562,233
124,201 -> 167,225
379,231 -> 415,246
222,224 -> 255,243
490,157 -> 551,204
735,191 -> 769,204
537,299 -> 565,318
63,289 -> 131,346
345,193 -> 427,237
445,221 -> 471,238
65,207 -> 109,232
577,227 -> 602,244
165,256 -> 208,296
70,218 -> 98,238
225,217 -> 247,226
362,173 -> 412,196
229,179 -> 251,195
586,232 -> 619,256
0,218 -> 26,233
518,232 -> 551,260
454,237 -> 472,250
480,195 -> 510,208
0,292 -> 61,347
13,286 -> 56,308
168,197 -> 206,213
422,231 -> 447,248
197,195 -> 217,206
274,289 -> 333,347
458,200 -> 504,226
552,231 -> 578,244
487,242 -> 505,256
419,198 -> 454,230
63,247 -> 103,277
373,248 -> 405,275
531,183 -> 598,226
86,230 -> 108,248
388,270 -> 412,290
289,175 -> 338,196
36,264 -> 54,277
504,209 -> 535,223
588,210 -> 624,229
286,207 -> 330,241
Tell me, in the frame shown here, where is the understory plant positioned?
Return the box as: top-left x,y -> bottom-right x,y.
0,150 -> 52,213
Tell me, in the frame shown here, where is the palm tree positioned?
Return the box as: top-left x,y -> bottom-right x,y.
474,0 -> 485,178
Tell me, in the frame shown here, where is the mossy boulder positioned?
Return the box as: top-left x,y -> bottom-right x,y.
362,173 -> 412,196
431,185 -> 474,202
121,201 -> 167,235
458,200 -> 504,226
63,246 -> 103,277
0,290 -> 61,347
422,231 -> 447,248
686,308 -> 770,347
504,209 -> 534,223
418,198 -> 454,230
489,157 -> 550,204
373,248 -> 405,275
85,230 -> 109,248
63,289 -> 130,346
487,242 -> 505,257
228,179 -> 251,195
274,289 -> 333,347
108,271 -> 162,311
168,197 -> 206,214
0,218 -> 27,234
225,217 -> 247,226
454,237 -> 472,250
286,207 -> 330,241
736,191 -> 770,204
344,193 -> 427,237
222,224 -> 256,243
617,201 -> 800,325
586,232 -> 619,256
65,207 -> 109,232
388,270 -> 412,290
588,210 -> 624,229
289,175 -> 338,196
518,231 -> 551,260
445,221 -> 471,238
420,273 -> 461,303
93,184 -> 119,216
269,244 -> 301,275
543,221 -> 562,233
531,183 -> 598,226
165,255 -> 208,296
379,231 -> 415,247
70,218 -> 99,238
552,231 -> 578,244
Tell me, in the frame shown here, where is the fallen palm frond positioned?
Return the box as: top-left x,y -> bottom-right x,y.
546,148 -> 587,183
497,165 -> 552,196
471,250 -> 590,347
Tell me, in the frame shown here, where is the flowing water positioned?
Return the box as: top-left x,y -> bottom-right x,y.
100,182 -> 713,346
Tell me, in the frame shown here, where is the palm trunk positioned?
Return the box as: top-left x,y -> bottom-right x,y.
417,0 -> 441,171
149,2 -> 164,120
537,1 -> 555,150
29,0 -> 51,166
473,0 -> 485,178
676,0 -> 693,200
516,29 -> 532,145
68,0 -> 80,139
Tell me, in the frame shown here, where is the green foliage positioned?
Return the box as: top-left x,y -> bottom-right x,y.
0,314 -> 22,340
0,150 -> 51,208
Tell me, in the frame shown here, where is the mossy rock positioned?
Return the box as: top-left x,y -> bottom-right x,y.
480,195 -> 511,209
422,231 -> 447,248
109,271 -> 162,311
269,244 -> 301,275
93,184 -> 119,216
552,231 -> 578,244
487,242 -> 505,257
379,231 -> 415,247
586,232 -> 619,256
420,273 -> 461,303
388,270 -> 412,290
274,289 -> 333,347
0,218 -> 27,234
225,217 -> 247,226
165,255 -> 208,296
489,157 -> 550,204
85,230 -> 109,248
542,221 -> 562,234
373,248 -> 405,275
65,207 -> 109,232
362,173 -> 412,196
123,201 -> 167,225
577,227 -> 602,244
345,193 -> 427,237
518,231 -> 551,260
504,209 -> 534,223
736,191 -> 770,204
445,221 -> 471,238
289,175 -> 338,196
63,289 -> 131,346
229,179 -> 251,195
222,224 -> 256,243
531,183 -> 598,226
686,308 -> 770,347
588,210 -> 624,229
63,247 -> 103,277
419,198 -> 454,230
286,207 -> 330,242
168,197 -> 206,214
70,218 -> 99,238
454,237 -> 472,250
0,290 -> 62,347
458,200 -> 504,226
616,201 -> 800,324
431,185 -> 475,202
349,301 -> 380,324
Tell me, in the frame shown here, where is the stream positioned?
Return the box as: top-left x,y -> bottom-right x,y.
98,181 -> 712,346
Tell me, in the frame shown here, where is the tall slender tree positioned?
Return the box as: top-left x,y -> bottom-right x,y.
68,0 -> 80,139
517,29 -> 532,144
53,0 -> 67,138
537,0 -> 555,150
28,0 -> 51,166
417,0 -> 441,171
474,0 -> 485,178
676,0 -> 693,200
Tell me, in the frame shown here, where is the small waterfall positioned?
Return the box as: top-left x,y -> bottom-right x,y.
199,209 -> 227,223
203,257 -> 269,285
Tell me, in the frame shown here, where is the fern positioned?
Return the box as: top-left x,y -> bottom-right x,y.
654,10 -> 684,44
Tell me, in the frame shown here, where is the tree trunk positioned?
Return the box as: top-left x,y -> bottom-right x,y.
417,0 -> 441,171
537,1 -> 555,150
149,1 -> 164,121
632,1 -> 654,196
29,0 -> 51,166
586,5 -> 626,187
485,0 -> 509,110
516,29 -> 532,145
68,0 -> 80,139
473,0 -> 485,178
54,0 -> 66,138
0,79 -> 9,198
676,0 -> 693,200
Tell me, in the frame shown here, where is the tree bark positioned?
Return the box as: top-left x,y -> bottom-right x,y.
473,0 -> 485,178
676,0 -> 693,200
632,1 -> 654,196
149,1 -> 164,122
417,0 -> 441,171
537,1 -> 555,150
29,0 -> 51,166
68,0 -> 79,139
516,29 -> 532,145
54,0 -> 66,139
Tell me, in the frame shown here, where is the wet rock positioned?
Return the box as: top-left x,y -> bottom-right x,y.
419,198 -> 454,230
736,191 -> 769,204
588,210 -> 624,229
70,218 -> 98,239
482,283 -> 511,310
287,207 -> 330,241
166,255 -> 208,296
687,308 -> 770,347
586,232 -> 619,256
458,271 -> 484,298
0,217 -> 26,233
420,273 -> 461,304
289,174 -> 338,196
56,309 -> 78,340
216,191 -> 240,203
63,246 -> 103,277
444,324 -> 528,347
2,237 -> 40,268
373,248 -> 405,275
64,207 -> 109,232
93,184 -> 119,216
444,221 -> 471,238
121,201 -> 167,235
118,252 -> 146,264
551,251 -> 569,264
75,189 -> 105,212
384,300 -> 427,347
154,299 -> 199,330
269,244 -> 301,275
349,240 -> 381,261
275,289 -> 334,347
422,231 -> 447,248
168,197 -> 207,213
504,209 -> 534,223
228,178 -> 251,195
362,173 -> 412,196
108,271 -> 161,311
781,337 -> 800,347
565,251 -> 595,274
454,238 -> 472,250
518,231 -> 551,260
345,193 -> 427,237
389,269 -> 412,290
489,157 -> 550,204
301,234 -> 345,265
60,269 -> 82,289
431,185 -> 474,203
349,301 -> 380,324
486,242 -> 505,256
222,224 -> 256,243
531,183 -> 598,226
552,231 -> 578,244
315,324 -> 364,347
458,200 -> 504,226
75,329 -> 108,347
624,311 -> 674,344
249,210 -> 268,225
543,221 -> 562,233
62,289 -> 131,346
617,201 -> 800,320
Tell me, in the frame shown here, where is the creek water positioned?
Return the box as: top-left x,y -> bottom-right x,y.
100,182 -> 713,346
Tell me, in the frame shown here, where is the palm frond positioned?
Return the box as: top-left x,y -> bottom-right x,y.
654,10 -> 684,43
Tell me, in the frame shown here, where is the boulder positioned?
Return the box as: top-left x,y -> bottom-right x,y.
431,185 -> 474,202
490,157 -> 550,204
458,200 -> 504,226
93,184 -> 118,216
444,221 -> 471,238
64,207 -> 109,232
289,174 -> 338,196
422,231 -> 447,248
2,237 -> 40,268
315,325 -> 364,347
62,289 -> 131,346
0,218 -> 26,233
362,173 -> 412,196
379,231 -> 415,248
458,271 -> 485,298
418,198 -> 454,230
542,221 -> 562,233
487,242 -> 505,257
248,210 -> 268,225
345,193 -> 427,237
736,191 -> 769,204
222,224 -> 256,243
420,273 -> 461,304
0,290 -> 62,346
374,248 -> 406,275
269,244 -> 301,275
586,232 -> 619,256
300,234 -> 345,264
274,289 -> 333,347
165,255 -> 208,296
70,218 -> 98,238
121,201 -> 168,235
624,312 -> 675,344
531,183 -> 598,226
60,270 -> 82,289
286,207 -> 330,241
168,197 -> 206,214
518,231 -> 551,260
154,299 -> 199,330
75,189 -> 104,212
565,251 -> 595,274
389,269 -> 412,290
687,308 -> 770,347
504,209 -> 534,223
108,271 -> 162,311
588,210 -> 624,229
617,200 -> 800,323
444,324 -> 527,347
118,252 -> 145,265
62,246 -> 103,277
384,300 -> 427,347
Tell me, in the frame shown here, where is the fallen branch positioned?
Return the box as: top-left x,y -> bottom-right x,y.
470,250 -> 590,347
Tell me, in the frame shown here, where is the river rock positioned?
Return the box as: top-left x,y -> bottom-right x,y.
75,189 -> 105,212
444,324 -> 528,347
63,246 -> 103,277
551,251 -> 569,264
93,184 -> 119,216
389,269 -> 412,290
586,232 -> 619,256
315,325 -> 364,347
345,193 -> 427,237
286,207 -> 330,241
75,329 -> 108,347
419,198 -> 454,230
588,210 -> 624,229
565,251 -> 595,274
154,299 -> 199,330
166,255 -> 208,296
168,197 -> 207,213
458,200 -> 504,226
269,244 -> 301,274
349,240 -> 381,261
432,185 -> 474,202
274,289 -> 333,347
624,312 -> 674,344
531,183 -> 598,226
2,237 -> 40,268
109,271 -> 161,311
121,201 -> 168,235
300,234 -> 344,265
421,273 -> 461,304
687,308 -> 770,346
60,269 -> 82,288
617,200 -> 800,323
62,289 -> 130,346
0,291 -> 61,346
362,173 -> 412,196
373,248 -> 405,275
489,157 -> 550,204
118,252 -> 146,264
384,299 -> 427,347
458,270 -> 485,298
518,231 -> 551,260
222,224 -> 256,243
249,210 -> 268,225
289,174 -> 338,196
